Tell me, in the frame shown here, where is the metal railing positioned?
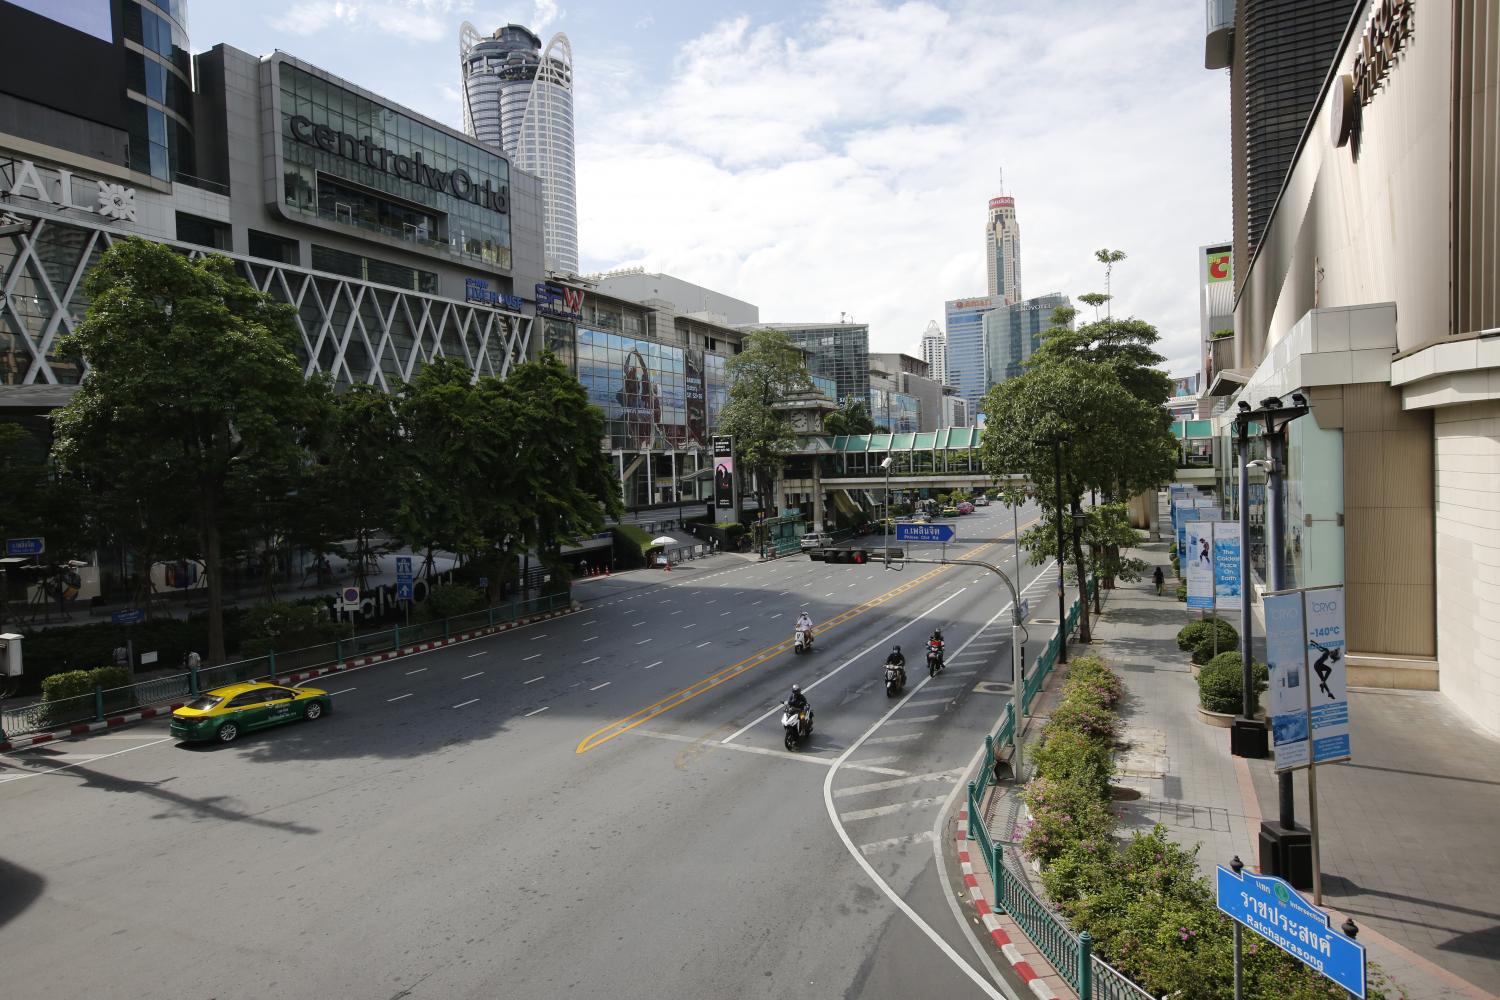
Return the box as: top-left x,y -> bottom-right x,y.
962,576 -> 1155,1000
2,592 -> 572,740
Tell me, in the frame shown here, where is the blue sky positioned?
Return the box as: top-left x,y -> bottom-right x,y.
191,0 -> 1229,375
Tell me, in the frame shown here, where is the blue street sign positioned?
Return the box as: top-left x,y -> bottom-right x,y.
5,537 -> 44,556
111,608 -> 144,625
395,556 -> 414,602
1216,866 -> 1365,998
896,523 -> 956,543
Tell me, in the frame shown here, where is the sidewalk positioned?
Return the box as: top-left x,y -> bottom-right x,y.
1089,541 -> 1500,1000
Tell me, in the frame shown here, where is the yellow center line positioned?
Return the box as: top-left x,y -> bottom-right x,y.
575,539 -> 1001,754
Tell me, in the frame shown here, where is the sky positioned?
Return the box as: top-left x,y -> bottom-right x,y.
190,0 -> 1229,377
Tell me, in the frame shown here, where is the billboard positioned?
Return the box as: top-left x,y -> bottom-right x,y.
712,436 -> 734,508
1205,247 -> 1233,283
684,348 -> 707,448
1185,521 -> 1215,610
1265,587 -> 1352,771
1213,521 -> 1242,611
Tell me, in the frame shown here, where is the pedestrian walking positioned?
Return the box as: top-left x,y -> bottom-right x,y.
1153,566 -> 1165,596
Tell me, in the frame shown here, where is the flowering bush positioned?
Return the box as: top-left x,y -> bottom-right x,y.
1031,726 -> 1114,797
1019,775 -> 1115,864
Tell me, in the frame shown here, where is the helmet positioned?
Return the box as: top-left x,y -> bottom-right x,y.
892,645 -> 901,653
791,684 -> 801,693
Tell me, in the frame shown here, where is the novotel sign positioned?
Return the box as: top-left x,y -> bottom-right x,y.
288,114 -> 509,215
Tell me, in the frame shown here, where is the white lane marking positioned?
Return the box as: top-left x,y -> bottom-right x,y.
696,641 -> 712,648
630,728 -> 833,768
467,651 -> 486,658
453,698 -> 479,709
524,676 -> 545,684
833,767 -> 966,798
0,736 -> 175,784
682,623 -> 696,629
848,583 -> 856,589
462,672 -> 484,680
770,613 -> 783,619
858,830 -> 938,855
752,600 -> 763,606
862,732 -> 923,745
530,634 -> 549,641
720,587 -> 969,745
524,706 -> 549,717
645,660 -> 662,669
841,795 -> 949,822
637,638 -> 653,644
823,592 -> 835,597
582,656 -> 600,665
582,619 -> 597,625
902,697 -> 955,708
633,621 -> 646,627
329,687 -> 357,695
584,636 -> 598,642
882,714 -> 940,726
671,610 -> 684,615
589,682 -> 610,691
388,693 -> 414,702
720,611 -> 732,616
623,609 -> 638,615
777,591 -> 790,596
406,668 -> 427,675
705,600 -> 717,605
738,626 -> 750,632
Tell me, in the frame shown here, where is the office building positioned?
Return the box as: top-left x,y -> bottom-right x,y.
0,17 -> 545,402
919,320 -> 947,385
985,195 -> 1022,304
587,267 -> 759,327
944,294 -> 999,414
1203,0 -> 1500,734
757,322 -> 870,406
868,353 -> 944,432
460,22 -> 578,275
1199,241 -> 1233,416
983,293 -> 1069,388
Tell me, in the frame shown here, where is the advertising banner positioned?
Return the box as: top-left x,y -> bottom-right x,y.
684,348 -> 707,449
712,436 -> 734,509
1185,521 -> 1215,610
1303,586 -> 1351,766
1266,586 -> 1352,771
1212,521 -> 1242,611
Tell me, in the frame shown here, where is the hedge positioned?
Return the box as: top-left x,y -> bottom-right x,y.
1197,652 -> 1269,714
1176,615 -> 1237,653
39,666 -> 135,724
1023,652 -> 1400,999
16,609 -> 246,695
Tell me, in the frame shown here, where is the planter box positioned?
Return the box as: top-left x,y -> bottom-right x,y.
1197,705 -> 1265,728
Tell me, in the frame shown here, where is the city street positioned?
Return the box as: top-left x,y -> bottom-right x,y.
0,506 -> 1052,1000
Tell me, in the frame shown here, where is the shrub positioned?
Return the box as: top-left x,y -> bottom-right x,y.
1048,693 -> 1122,742
1019,775 -> 1115,864
421,583 -> 484,622
1061,655 -> 1123,708
1197,653 -> 1268,714
1031,726 -> 1114,797
1177,615 -> 1237,652
39,665 -> 136,724
1176,581 -> 1187,601
240,601 -> 351,656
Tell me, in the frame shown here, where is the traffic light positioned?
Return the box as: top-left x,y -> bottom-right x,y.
808,547 -> 868,564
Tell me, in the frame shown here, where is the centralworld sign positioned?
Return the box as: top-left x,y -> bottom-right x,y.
288,114 -> 509,215
1331,0 -> 1415,151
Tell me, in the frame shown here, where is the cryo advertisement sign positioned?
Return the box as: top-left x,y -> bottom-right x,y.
1265,587 -> 1351,771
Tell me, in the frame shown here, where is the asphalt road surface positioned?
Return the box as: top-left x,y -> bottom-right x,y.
0,504 -> 1057,1000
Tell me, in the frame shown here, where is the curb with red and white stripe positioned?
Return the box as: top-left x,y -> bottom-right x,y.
956,806 -> 1060,1000
0,604 -> 580,753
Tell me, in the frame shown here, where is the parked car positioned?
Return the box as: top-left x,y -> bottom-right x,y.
799,531 -> 835,550
973,496 -> 990,507
957,501 -> 975,514
940,506 -> 960,517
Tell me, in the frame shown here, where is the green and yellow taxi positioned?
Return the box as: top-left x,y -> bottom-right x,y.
170,681 -> 332,744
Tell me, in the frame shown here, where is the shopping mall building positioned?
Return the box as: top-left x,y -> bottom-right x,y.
1206,0 -> 1500,734
0,2 -> 545,414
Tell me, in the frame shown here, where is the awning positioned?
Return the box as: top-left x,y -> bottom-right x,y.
1206,368 -> 1250,397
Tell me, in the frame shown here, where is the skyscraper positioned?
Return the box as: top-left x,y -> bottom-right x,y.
919,320 -> 947,386
460,22 -> 579,275
983,293 -> 1070,388
985,196 -> 1022,304
944,295 -> 999,414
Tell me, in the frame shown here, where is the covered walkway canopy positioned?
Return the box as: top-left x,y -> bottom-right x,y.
792,427 -> 990,480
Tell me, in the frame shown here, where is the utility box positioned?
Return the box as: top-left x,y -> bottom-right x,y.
0,633 -> 22,677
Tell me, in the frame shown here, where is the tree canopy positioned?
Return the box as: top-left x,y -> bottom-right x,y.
824,397 -> 876,436
716,329 -> 814,525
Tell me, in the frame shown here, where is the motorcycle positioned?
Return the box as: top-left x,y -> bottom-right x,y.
884,660 -> 907,698
793,627 -> 814,655
927,639 -> 945,677
780,701 -> 814,751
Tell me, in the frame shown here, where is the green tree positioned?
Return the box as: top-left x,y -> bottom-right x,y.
311,381 -> 407,592
823,397 -> 876,436
53,238 -> 312,662
715,330 -> 814,539
1028,306 -> 1173,412
503,352 -> 623,593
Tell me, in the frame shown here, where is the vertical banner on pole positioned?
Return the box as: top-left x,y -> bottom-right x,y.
1302,586 -> 1351,765
1185,521 -> 1215,610
1264,591 -> 1309,771
1213,521 -> 1242,611
712,436 -> 734,509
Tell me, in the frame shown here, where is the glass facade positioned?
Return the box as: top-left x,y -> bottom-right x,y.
944,296 -> 997,413
277,63 -> 512,270
768,324 -> 870,405
811,374 -> 836,401
869,388 -> 919,433
122,0 -> 193,182
984,293 -> 1069,387
574,329 -> 728,453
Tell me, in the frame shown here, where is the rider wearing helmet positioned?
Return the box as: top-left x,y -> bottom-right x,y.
787,684 -> 809,713
796,610 -> 813,635
886,644 -> 906,667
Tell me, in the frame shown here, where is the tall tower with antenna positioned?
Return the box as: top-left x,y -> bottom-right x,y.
985,172 -> 1022,304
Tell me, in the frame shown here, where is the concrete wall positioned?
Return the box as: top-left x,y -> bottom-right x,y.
1433,401 -> 1500,734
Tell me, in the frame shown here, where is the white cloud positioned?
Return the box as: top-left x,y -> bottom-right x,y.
578,0 -> 1226,376
272,0 -> 474,42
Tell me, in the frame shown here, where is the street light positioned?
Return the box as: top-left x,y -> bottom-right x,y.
880,455 -> 893,565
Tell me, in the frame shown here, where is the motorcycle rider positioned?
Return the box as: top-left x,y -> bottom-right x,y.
885,644 -> 907,682
787,683 -> 810,715
796,610 -> 814,637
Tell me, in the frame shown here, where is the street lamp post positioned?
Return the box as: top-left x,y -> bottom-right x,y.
880,455 -> 893,564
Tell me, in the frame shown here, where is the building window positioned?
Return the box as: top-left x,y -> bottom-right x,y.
248,230 -> 300,266
175,212 -> 231,251
311,244 -> 437,294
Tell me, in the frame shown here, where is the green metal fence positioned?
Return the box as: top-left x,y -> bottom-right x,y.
962,577 -> 1155,1000
2,592 -> 572,740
